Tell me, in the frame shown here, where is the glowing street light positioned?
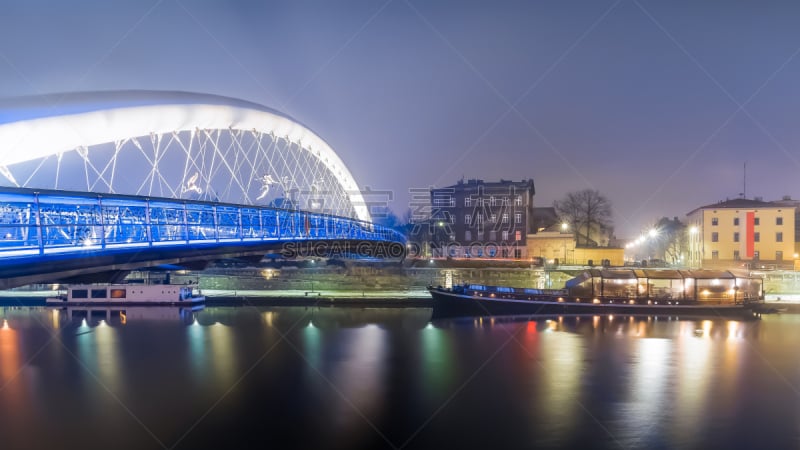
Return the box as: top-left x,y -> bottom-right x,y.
648,228 -> 658,238
689,226 -> 698,234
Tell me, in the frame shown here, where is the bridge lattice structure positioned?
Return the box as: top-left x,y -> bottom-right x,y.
0,91 -> 404,284
0,188 -> 403,259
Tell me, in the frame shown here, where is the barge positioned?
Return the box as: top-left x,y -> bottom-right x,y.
429,268 -> 764,318
46,283 -> 205,306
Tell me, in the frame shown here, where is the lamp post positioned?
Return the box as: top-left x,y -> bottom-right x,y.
561,222 -> 569,264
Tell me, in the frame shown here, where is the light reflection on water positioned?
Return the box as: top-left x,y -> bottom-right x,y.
0,306 -> 798,449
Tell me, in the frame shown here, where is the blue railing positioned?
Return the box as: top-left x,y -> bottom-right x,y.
0,188 -> 405,257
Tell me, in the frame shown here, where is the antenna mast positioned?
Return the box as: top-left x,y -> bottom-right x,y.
743,162 -> 746,199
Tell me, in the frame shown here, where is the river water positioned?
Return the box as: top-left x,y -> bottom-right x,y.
0,305 -> 798,449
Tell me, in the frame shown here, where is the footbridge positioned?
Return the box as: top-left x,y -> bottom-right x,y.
0,91 -> 405,288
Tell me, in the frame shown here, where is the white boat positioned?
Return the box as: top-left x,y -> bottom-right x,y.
46,283 -> 205,306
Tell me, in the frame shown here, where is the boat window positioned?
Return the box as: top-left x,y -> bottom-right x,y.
72,289 -> 88,299
110,289 -> 127,299
91,289 -> 106,298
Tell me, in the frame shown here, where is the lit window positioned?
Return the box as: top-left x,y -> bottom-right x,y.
515,231 -> 521,241
465,197 -> 471,207
490,214 -> 497,223
515,196 -> 522,206
502,213 -> 509,223
502,231 -> 509,240
515,213 -> 522,224
476,215 -> 483,224
465,215 -> 471,225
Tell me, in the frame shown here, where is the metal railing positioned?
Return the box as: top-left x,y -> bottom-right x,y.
0,188 -> 405,257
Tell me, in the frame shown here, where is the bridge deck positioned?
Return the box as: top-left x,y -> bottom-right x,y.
0,187 -> 404,281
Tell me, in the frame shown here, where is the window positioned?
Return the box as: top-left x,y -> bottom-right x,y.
754,250 -> 760,260
91,289 -> 106,299
776,232 -> 783,242
754,217 -> 760,225
777,217 -> 783,225
502,231 -> 509,240
754,232 -> 760,242
711,217 -> 718,226
777,251 -> 784,261
477,230 -> 484,240
733,250 -> 740,260
465,215 -> 471,225
465,230 -> 472,241
502,213 -> 509,223
514,248 -> 522,259
476,215 -> 483,224
515,231 -> 521,241
712,250 -> 719,260
489,230 -> 496,241
490,214 -> 497,223
110,289 -> 127,299
434,196 -> 454,207
711,232 -> 719,242
515,196 -> 522,206
733,232 -> 739,242
72,289 -> 88,299
464,197 -> 471,207
733,217 -> 739,226
490,196 -> 495,206
515,213 -> 522,224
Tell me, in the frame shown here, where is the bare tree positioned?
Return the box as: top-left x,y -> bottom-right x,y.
554,189 -> 613,247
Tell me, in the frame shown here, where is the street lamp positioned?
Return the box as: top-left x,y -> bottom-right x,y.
561,223 -> 569,264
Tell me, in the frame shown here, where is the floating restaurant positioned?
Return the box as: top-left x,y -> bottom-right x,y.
566,269 -> 762,303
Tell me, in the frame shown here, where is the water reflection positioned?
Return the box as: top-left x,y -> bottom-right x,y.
1,307 -> 797,449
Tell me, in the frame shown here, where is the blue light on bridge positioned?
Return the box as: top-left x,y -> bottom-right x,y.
0,188 -> 405,259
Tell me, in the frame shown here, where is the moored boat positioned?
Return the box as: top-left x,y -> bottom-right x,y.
429,269 -> 764,318
46,283 -> 205,306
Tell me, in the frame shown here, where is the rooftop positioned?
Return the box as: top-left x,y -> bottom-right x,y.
687,198 -> 788,216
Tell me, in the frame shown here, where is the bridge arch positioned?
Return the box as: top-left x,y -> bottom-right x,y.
0,91 -> 370,222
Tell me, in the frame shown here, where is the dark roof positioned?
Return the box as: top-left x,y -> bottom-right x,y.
687,198 -> 779,216
434,178 -> 535,194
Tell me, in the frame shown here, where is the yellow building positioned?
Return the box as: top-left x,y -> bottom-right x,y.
686,198 -> 798,268
526,232 -> 624,266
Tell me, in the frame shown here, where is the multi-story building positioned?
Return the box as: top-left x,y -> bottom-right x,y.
686,198 -> 799,268
430,178 -> 535,259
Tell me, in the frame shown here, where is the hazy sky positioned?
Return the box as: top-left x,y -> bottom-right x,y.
2,0 -> 800,236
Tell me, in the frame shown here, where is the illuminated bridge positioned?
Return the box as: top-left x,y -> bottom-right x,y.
0,91 -> 404,288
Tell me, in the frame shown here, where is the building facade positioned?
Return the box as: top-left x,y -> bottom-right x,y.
430,179 -> 535,259
686,198 -> 799,268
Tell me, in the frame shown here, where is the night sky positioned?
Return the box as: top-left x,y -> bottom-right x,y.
1,0 -> 799,237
